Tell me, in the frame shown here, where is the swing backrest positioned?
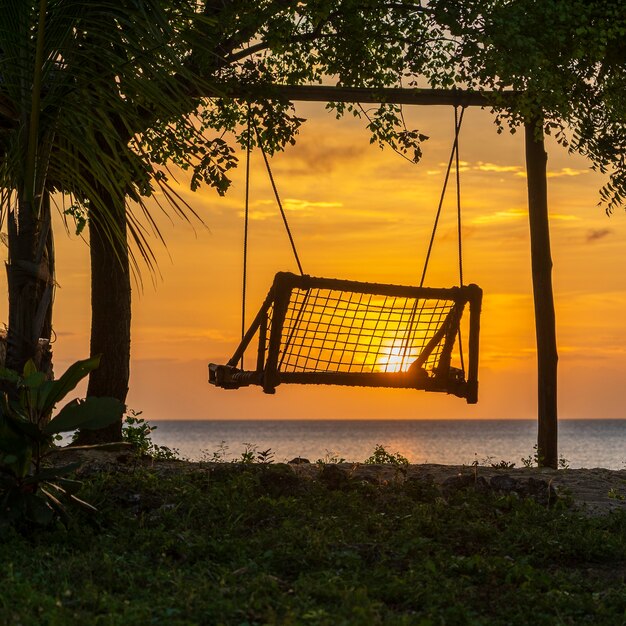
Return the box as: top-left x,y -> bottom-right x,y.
209,272 -> 482,403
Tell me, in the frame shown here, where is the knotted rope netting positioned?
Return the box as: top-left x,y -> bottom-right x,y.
209,272 -> 482,403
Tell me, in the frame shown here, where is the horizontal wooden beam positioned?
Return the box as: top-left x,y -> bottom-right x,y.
223,84 -> 518,107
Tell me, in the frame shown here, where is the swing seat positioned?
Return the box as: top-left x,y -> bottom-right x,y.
209,272 -> 482,403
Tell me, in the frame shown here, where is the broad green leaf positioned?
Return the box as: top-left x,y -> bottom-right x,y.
0,368 -> 20,385
35,380 -> 55,412
3,412 -> 45,441
37,355 -> 102,414
23,372 -> 46,389
22,360 -> 38,378
44,396 -> 124,434
24,372 -> 47,417
3,393 -> 27,420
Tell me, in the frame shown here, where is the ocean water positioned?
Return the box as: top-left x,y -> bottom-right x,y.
148,419 -> 626,469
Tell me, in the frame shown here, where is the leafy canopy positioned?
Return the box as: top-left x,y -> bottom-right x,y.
429,0 -> 626,211
149,0 -> 626,215
1,0 -> 624,271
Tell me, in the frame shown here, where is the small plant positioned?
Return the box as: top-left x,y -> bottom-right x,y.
364,444 -> 409,467
521,444 -> 545,468
239,442 -> 257,464
491,460 -> 516,469
237,443 -> 275,465
122,410 -> 178,460
315,450 -> 347,466
521,446 -> 567,469
200,441 -> 230,463
607,488 -> 625,501
256,448 -> 275,465
0,356 -> 124,527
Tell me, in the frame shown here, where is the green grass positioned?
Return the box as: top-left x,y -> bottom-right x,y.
1,463 -> 625,625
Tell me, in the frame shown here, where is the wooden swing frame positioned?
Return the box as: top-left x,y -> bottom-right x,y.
209,272 -> 482,402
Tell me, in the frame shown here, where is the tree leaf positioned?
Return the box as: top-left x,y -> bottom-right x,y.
43,397 -> 124,435
2,412 -> 45,441
22,372 -> 46,389
0,368 -> 20,385
37,355 -> 102,414
22,360 -> 38,378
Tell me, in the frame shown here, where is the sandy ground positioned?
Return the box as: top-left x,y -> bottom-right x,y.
53,446 -> 626,516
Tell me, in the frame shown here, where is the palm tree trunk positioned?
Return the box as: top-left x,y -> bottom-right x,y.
75,195 -> 130,444
6,191 -> 54,376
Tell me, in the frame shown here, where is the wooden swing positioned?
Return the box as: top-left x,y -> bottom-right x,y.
209,108 -> 483,403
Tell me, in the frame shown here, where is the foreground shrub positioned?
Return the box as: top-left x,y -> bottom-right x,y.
0,356 -> 123,528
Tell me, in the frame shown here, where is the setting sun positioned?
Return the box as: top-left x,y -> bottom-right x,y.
376,343 -> 413,373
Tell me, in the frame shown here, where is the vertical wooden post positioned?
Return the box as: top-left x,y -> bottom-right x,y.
466,284 -> 483,405
524,118 -> 558,468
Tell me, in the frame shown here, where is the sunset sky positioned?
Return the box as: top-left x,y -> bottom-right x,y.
5,102 -> 625,421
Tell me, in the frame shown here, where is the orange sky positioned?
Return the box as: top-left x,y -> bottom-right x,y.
4,103 -> 626,421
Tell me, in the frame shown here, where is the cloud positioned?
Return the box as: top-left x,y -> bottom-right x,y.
586,228 -> 613,243
548,167 -> 589,178
549,213 -> 580,221
472,208 -> 527,224
438,160 -> 470,167
434,160 -> 523,175
436,160 -> 470,173
277,141 -> 364,175
514,167 -> 589,179
471,207 -> 579,225
430,161 -> 589,180
474,162 -> 523,174
245,209 -> 277,221
240,198 -> 343,221
283,199 -> 343,212
557,345 -> 626,361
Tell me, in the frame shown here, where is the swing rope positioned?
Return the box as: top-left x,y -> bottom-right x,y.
419,106 -> 465,288
241,110 -> 252,368
455,106 -> 464,288
454,106 -> 466,373
254,124 -> 304,276
241,111 -> 305,365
